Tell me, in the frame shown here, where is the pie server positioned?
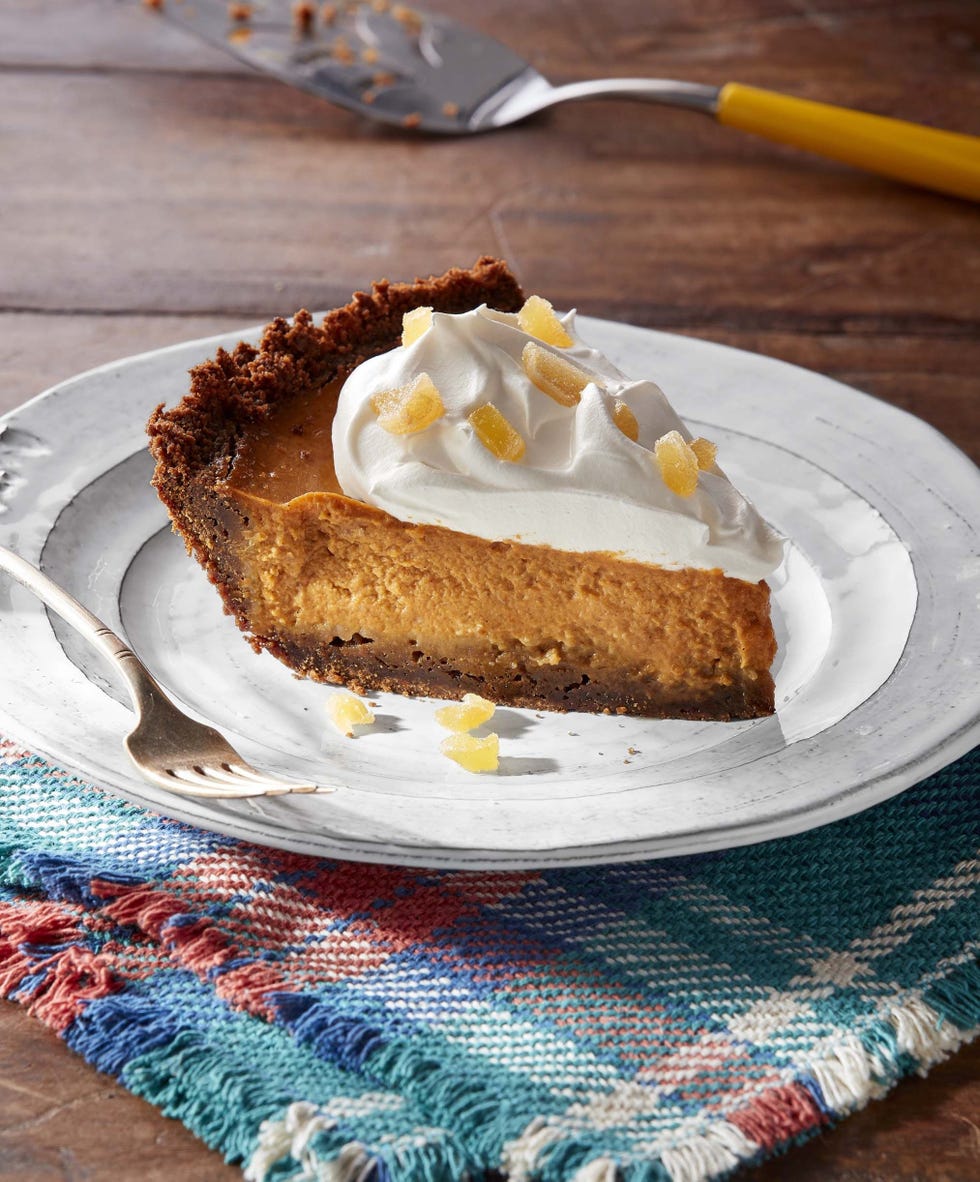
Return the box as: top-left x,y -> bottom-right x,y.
154,0 -> 980,202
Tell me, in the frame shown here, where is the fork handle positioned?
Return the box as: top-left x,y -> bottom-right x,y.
715,83 -> 980,203
0,544 -> 164,717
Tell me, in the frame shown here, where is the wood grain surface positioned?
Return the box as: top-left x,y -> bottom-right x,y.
1,1 -> 978,1178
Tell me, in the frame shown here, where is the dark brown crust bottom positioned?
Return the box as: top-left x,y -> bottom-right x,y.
261,633 -> 774,722
148,257 -> 776,720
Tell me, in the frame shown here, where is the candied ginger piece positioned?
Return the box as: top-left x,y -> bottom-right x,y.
435,693 -> 496,732
654,431 -> 700,497
392,4 -> 422,32
331,35 -> 356,64
522,342 -> 591,407
401,305 -> 432,346
371,372 -> 445,435
518,295 -> 574,348
440,733 -> 499,773
469,403 -> 526,462
326,692 -> 375,737
612,399 -> 639,442
690,436 -> 718,470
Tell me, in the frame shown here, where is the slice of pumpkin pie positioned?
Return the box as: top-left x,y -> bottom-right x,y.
148,257 -> 783,720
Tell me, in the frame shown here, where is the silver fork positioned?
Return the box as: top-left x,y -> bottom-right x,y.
0,545 -> 325,799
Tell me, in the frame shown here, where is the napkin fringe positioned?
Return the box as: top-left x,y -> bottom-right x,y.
273,991 -> 389,1072
245,1097 -> 479,1182
11,848 -> 141,906
123,1029 -> 299,1164
369,1035 -> 536,1158
925,957 -> 980,1034
66,992 -> 188,1077
0,895 -> 120,1032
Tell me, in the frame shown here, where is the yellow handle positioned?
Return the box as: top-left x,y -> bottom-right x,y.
717,82 -> 980,202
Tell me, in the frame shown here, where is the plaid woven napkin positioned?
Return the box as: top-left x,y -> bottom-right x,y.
1,736 -> 977,1181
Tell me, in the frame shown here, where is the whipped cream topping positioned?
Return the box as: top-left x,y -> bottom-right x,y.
332,305 -> 784,582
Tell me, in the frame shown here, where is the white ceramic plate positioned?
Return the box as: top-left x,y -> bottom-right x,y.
1,319 -> 977,868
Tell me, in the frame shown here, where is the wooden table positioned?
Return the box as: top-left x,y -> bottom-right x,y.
1,1 -> 977,1177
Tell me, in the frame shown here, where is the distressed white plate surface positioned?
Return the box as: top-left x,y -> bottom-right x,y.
0,318 -> 977,868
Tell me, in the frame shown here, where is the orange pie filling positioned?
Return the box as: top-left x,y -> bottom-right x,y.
216,379 -> 776,719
